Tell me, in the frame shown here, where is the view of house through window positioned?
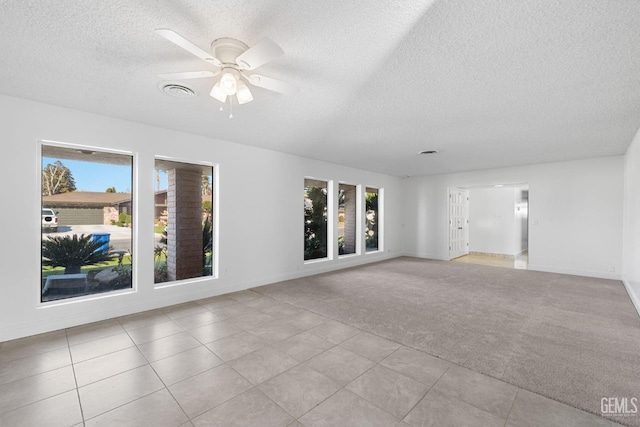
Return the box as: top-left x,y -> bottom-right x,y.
154,159 -> 214,284
41,144 -> 133,302
304,178 -> 328,261
366,187 -> 379,252
338,183 -> 357,255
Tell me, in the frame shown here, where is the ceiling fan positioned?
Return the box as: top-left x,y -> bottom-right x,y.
155,29 -> 296,111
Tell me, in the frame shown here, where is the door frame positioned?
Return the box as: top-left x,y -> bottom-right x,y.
448,187 -> 469,260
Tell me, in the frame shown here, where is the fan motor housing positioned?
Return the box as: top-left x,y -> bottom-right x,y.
211,38 -> 249,66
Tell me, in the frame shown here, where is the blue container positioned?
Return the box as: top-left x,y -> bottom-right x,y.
92,233 -> 111,254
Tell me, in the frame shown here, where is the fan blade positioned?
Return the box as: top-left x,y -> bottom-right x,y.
236,37 -> 284,70
246,74 -> 297,95
158,71 -> 219,80
155,29 -> 221,66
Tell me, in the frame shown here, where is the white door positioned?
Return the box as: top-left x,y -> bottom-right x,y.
449,188 -> 469,259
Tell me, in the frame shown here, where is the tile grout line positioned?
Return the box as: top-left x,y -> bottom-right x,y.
286,333 -> 410,424
503,388 -> 520,427
97,316 -> 193,424
250,344 -> 340,421
399,365 -> 452,424
430,366 -> 516,424
261,289 -> 583,425
125,303 -> 285,424
233,312 -> 408,423
214,325 -> 342,424
325,359 -> 400,421
65,328 -> 87,426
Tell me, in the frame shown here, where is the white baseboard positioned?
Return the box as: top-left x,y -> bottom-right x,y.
622,278 -> 640,318
401,251 -> 446,261
236,251 -> 401,291
0,252 -> 401,342
527,264 -> 622,281
0,284 -> 240,342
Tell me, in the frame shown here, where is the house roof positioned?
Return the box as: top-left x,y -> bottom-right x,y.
42,192 -> 131,207
1,1 -> 639,176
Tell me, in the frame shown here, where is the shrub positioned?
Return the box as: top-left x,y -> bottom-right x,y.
338,236 -> 345,255
112,251 -> 132,287
118,213 -> 132,227
42,233 -> 112,274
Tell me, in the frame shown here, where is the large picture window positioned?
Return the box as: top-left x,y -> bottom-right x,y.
41,143 -> 133,302
154,159 -> 214,284
304,178 -> 328,261
338,183 -> 357,256
365,187 -> 379,252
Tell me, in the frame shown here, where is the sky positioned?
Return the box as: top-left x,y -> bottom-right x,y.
43,157 -> 168,193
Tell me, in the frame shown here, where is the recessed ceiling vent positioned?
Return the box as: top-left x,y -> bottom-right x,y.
161,83 -> 196,99
419,150 -> 438,155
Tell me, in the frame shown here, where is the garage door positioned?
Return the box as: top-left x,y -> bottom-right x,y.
55,207 -> 104,225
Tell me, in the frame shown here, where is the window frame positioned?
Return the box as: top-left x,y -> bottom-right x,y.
303,177 -> 333,263
38,139 -> 137,306
364,186 -> 383,254
337,182 -> 361,258
153,155 -> 218,288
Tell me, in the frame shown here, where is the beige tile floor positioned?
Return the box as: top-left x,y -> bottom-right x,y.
452,251 -> 529,270
0,289 -> 621,427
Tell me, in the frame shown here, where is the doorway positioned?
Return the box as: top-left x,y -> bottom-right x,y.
448,187 -> 469,260
450,184 -> 529,269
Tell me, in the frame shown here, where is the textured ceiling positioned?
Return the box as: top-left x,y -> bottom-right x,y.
1,0 -> 639,176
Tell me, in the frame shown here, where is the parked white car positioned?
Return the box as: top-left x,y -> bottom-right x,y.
42,208 -> 58,231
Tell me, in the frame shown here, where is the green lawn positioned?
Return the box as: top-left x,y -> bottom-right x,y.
42,257 -> 132,277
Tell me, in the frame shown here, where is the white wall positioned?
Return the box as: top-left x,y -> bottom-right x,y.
0,95 -> 403,342
402,157 -> 624,279
623,129 -> 640,315
468,187 -> 520,256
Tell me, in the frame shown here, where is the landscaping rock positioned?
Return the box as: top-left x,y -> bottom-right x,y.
94,267 -> 119,286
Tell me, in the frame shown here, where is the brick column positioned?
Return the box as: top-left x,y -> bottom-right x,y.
342,185 -> 357,254
167,168 -> 203,281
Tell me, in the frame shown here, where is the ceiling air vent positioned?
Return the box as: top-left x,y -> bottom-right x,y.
161,84 -> 196,99
419,150 -> 438,155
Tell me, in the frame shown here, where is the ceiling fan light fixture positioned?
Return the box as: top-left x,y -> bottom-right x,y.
236,82 -> 253,104
210,81 -> 227,103
219,71 -> 237,96
156,29 -> 294,107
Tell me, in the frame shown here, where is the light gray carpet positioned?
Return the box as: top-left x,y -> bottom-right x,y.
255,257 -> 640,425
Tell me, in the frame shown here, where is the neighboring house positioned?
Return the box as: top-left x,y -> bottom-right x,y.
154,190 -> 168,224
42,191 -> 132,225
154,189 -> 212,225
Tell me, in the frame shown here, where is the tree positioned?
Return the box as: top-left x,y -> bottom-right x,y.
42,160 -> 76,196
365,193 -> 378,249
105,186 -> 116,193
201,174 -> 212,196
304,187 -> 328,260
202,200 -> 212,215
202,215 -> 213,276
